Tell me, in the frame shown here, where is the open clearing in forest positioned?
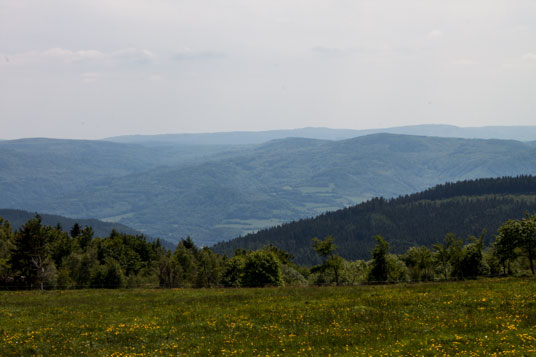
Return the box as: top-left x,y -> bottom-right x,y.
1,277 -> 535,356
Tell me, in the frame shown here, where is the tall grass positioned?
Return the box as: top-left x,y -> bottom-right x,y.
1,277 -> 535,355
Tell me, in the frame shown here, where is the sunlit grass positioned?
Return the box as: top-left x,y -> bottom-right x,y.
1,277 -> 535,355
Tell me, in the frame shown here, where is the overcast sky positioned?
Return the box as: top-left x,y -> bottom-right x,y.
1,0 -> 535,139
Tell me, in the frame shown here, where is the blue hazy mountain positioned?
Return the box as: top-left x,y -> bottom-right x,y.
105,125 -> 536,145
2,133 -> 535,246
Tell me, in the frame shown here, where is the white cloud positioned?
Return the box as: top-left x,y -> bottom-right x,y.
427,30 -> 443,38
112,48 -> 157,64
0,47 -> 156,65
81,72 -> 102,83
311,46 -> 355,56
453,59 -> 475,66
148,74 -> 163,82
42,48 -> 107,63
312,46 -> 344,54
521,53 -> 536,61
172,48 -> 225,61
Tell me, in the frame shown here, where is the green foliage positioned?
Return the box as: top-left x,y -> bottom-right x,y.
76,250 -> 98,288
262,244 -> 294,265
56,267 -> 76,290
0,215 -> 167,290
496,214 -> 536,274
458,233 -> 486,278
9,215 -> 57,289
0,218 -> 14,287
172,240 -> 199,288
221,250 -> 283,288
242,251 -> 282,287
368,235 -> 390,282
0,209 -> 144,241
483,248 -> 501,276
47,228 -> 73,267
157,252 -> 180,288
4,208 -> 536,289
76,226 -> 94,251
221,255 -> 246,287
280,265 -> 307,286
0,217 -> 14,258
312,235 -> 337,258
195,247 -> 224,288
401,246 -> 435,281
385,254 -> 409,282
70,223 -> 81,238
311,236 -> 344,285
339,260 -> 368,285
89,258 -> 125,289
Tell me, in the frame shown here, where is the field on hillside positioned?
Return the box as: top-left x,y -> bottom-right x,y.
1,278 -> 535,356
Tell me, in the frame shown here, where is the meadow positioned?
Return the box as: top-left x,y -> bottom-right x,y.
1,277 -> 535,356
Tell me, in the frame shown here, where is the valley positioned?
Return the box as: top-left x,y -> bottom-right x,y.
2,128 -> 536,246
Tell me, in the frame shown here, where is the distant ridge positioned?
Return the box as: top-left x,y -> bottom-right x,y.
104,127 -> 362,145
104,125 -> 536,145
2,133 -> 536,246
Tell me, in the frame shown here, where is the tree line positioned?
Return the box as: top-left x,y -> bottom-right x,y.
0,213 -> 535,290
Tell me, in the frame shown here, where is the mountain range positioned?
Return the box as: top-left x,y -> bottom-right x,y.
105,124 -> 536,145
1,125 -> 536,246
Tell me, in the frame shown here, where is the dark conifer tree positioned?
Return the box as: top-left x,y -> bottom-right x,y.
368,235 -> 389,282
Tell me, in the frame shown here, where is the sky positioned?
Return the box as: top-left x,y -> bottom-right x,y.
1,0 -> 535,140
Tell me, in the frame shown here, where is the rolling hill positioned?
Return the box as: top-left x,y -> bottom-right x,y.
0,138 -> 248,208
105,125 -> 536,146
0,208 -> 142,238
2,133 -> 536,246
212,176 -> 536,265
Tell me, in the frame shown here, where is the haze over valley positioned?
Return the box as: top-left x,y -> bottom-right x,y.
2,125 -> 536,246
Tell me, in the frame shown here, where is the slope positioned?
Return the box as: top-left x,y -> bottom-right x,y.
212,176 -> 536,265
0,208 -> 142,238
18,134 -> 536,246
0,138 -> 250,209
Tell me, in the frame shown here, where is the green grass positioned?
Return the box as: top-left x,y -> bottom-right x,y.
1,277 -> 535,356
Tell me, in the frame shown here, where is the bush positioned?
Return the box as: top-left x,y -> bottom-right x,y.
221,256 -> 245,287
56,268 -> 76,290
386,254 -> 409,282
242,251 -> 282,287
90,259 -> 124,288
281,265 -> 307,286
339,260 -> 368,285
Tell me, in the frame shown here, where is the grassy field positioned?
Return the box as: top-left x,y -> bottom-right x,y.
1,277 -> 535,356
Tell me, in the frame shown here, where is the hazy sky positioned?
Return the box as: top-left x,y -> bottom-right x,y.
1,0 -> 535,139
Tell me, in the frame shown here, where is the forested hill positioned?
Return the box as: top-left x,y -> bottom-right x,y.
0,209 -> 141,239
212,176 -> 536,265
2,134 -> 536,245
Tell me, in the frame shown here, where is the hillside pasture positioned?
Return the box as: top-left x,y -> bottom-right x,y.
1,277 -> 535,355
